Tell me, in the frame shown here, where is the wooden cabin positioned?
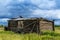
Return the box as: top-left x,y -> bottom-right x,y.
5,18 -> 54,33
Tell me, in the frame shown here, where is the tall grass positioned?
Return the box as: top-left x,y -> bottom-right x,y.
0,30 -> 60,40
0,27 -> 60,40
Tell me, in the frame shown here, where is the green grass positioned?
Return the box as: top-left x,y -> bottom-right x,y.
0,26 -> 60,40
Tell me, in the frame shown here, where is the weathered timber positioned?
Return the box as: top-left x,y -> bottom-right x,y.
5,18 -> 55,33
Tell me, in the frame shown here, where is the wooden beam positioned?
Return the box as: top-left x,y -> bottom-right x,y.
52,21 -> 55,31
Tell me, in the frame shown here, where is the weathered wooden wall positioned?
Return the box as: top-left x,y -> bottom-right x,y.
8,20 -> 18,27
7,19 -> 54,33
22,20 -> 39,33
40,20 -> 53,31
18,21 -> 24,28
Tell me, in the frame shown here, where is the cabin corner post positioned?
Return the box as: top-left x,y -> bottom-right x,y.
37,18 -> 40,34
52,20 -> 55,31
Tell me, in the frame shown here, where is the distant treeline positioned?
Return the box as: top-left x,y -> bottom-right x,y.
55,25 -> 60,27
0,25 -> 5,27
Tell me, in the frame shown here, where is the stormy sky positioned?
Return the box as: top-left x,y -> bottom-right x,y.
0,0 -> 60,25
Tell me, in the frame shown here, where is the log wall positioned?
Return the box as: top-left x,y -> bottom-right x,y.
7,19 -> 54,33
40,20 -> 53,31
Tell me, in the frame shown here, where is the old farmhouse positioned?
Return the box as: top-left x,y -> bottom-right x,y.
5,17 -> 55,33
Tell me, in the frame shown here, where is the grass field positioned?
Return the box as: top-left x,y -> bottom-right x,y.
0,26 -> 60,40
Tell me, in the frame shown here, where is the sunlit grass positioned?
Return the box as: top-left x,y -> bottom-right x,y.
0,26 -> 60,40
